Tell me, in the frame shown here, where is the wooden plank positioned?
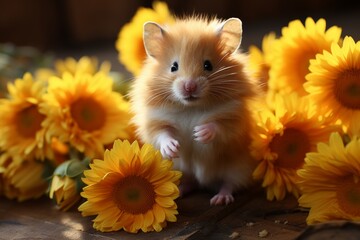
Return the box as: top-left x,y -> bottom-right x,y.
0,186 -> 307,240
170,188 -> 307,240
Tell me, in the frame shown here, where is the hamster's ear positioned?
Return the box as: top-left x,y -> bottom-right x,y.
218,18 -> 243,54
143,21 -> 166,58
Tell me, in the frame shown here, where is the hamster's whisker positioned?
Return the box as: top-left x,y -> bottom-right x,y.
208,66 -> 232,77
151,77 -> 173,82
210,85 -> 242,92
210,82 -> 249,92
158,97 -> 171,109
215,52 -> 231,68
208,65 -> 240,78
208,65 -> 238,78
212,80 -> 243,84
210,70 -> 238,77
257,83 -> 268,90
146,90 -> 172,105
208,72 -> 238,81
209,91 -> 235,101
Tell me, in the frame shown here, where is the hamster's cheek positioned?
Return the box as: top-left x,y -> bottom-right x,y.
172,78 -> 186,101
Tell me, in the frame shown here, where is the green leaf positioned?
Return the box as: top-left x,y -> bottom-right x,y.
66,159 -> 88,178
53,160 -> 72,177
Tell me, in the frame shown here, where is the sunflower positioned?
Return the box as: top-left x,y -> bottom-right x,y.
55,56 -> 111,76
0,73 -> 51,160
35,56 -> 111,83
268,17 -> 342,96
251,93 -> 340,200
115,1 -> 175,76
78,140 -> 182,233
304,36 -> 360,126
2,155 -> 51,201
248,32 -> 277,92
40,71 -> 131,159
298,129 -> 360,224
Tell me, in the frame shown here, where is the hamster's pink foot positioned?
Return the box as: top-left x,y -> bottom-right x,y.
193,122 -> 217,144
210,183 -> 234,205
210,193 -> 234,205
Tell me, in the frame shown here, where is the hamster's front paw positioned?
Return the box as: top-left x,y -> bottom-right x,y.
159,137 -> 180,159
193,122 -> 217,144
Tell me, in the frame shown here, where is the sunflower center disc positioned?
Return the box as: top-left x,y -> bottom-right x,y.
334,69 -> 360,110
336,176 -> 360,216
70,97 -> 106,131
16,105 -> 45,138
270,128 -> 310,169
113,176 -> 155,214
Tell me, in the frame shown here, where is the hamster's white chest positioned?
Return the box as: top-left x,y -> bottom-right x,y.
149,106 -> 208,143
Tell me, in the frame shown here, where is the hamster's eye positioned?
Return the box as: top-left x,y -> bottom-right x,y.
171,62 -> 178,72
204,60 -> 213,71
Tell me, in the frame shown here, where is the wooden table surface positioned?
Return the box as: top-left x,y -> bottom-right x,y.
0,186 -> 310,240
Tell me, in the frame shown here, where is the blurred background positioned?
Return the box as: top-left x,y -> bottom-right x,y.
0,0 -> 359,77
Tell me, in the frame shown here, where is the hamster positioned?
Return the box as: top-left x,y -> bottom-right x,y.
129,16 -> 259,205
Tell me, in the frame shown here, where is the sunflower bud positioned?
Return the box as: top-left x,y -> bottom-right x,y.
49,158 -> 89,211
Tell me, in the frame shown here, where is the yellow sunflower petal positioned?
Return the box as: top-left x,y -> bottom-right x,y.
155,181 -> 179,197
298,133 -> 360,223
305,36 -> 360,126
78,139 -> 180,233
269,17 -> 341,97
0,73 -> 52,160
153,203 -> 166,223
41,71 -> 131,158
142,210 -> 155,231
250,93 -> 337,201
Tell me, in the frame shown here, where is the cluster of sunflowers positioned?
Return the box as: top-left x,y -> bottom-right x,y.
247,17 -> 360,224
0,0 -> 359,234
0,52 -> 182,232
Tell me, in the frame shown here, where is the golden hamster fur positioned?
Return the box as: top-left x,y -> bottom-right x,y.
129,16 -> 260,205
